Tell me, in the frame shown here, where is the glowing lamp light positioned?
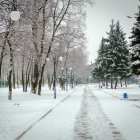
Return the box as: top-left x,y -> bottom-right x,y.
10,11 -> 20,21
46,57 -> 50,61
59,56 -> 63,62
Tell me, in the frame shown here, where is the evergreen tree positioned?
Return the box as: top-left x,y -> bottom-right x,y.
105,20 -> 116,81
93,20 -> 130,88
114,21 -> 130,79
107,20 -> 130,87
93,38 -> 108,80
130,6 -> 140,75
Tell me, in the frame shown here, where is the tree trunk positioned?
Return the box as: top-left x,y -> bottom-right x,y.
111,79 -> 113,89
16,71 -> 19,88
8,69 -> 12,100
0,31 -> 9,79
98,79 -> 100,88
114,78 -> 117,89
22,56 -> 25,92
25,65 -> 31,92
66,68 -> 68,92
42,76 -> 45,86
24,57 -> 32,92
120,79 -> 122,87
31,62 -> 39,94
47,75 -> 51,89
38,63 -> 45,95
105,79 -> 108,88
0,54 -> 4,80
7,40 -> 13,100
12,65 -> 16,89
53,58 -> 57,99
16,63 -> 19,88
125,78 -> 127,87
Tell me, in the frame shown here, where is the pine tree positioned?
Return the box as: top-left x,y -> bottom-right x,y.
114,21 -> 130,87
114,21 -> 130,78
93,20 -> 130,88
105,20 -> 130,88
93,38 -> 108,80
105,20 -> 116,80
130,6 -> 140,75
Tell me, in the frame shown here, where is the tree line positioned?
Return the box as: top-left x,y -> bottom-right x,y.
92,5 -> 140,89
0,0 -> 94,100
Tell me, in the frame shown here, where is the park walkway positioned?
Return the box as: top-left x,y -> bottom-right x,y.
74,86 -> 124,140
14,85 -> 125,140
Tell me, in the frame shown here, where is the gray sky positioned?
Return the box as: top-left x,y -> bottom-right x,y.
86,0 -> 139,64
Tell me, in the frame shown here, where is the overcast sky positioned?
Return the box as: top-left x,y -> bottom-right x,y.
86,0 -> 139,64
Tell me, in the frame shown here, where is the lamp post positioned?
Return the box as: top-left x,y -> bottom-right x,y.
10,11 -> 20,21
53,56 -> 63,99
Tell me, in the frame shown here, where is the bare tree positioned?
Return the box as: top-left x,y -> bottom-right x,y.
0,0 -> 94,99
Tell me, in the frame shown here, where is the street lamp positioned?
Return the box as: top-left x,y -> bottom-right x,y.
53,56 -> 63,99
46,57 -> 50,62
10,11 -> 20,21
69,67 -> 72,71
59,56 -> 63,62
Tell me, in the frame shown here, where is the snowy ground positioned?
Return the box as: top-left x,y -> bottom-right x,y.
0,84 -> 140,140
89,84 -> 140,140
74,86 -> 124,140
0,86 -> 76,140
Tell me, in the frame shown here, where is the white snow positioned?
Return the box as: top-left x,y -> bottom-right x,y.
89,84 -> 140,140
0,86 -> 76,140
132,60 -> 140,65
0,84 -> 140,140
20,86 -> 84,140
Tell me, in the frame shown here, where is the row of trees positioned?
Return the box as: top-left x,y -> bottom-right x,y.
0,0 -> 94,99
93,20 -> 130,89
93,3 -> 140,89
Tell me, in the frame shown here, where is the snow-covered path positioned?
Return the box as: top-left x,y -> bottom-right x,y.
1,84 -> 140,140
18,85 -> 124,140
74,86 -> 124,140
89,85 -> 140,140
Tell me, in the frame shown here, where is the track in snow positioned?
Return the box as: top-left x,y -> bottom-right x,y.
73,86 -> 125,140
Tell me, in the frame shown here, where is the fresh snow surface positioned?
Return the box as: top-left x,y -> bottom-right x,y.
0,84 -> 140,140
20,86 -> 84,140
89,84 -> 140,140
0,86 -> 76,140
